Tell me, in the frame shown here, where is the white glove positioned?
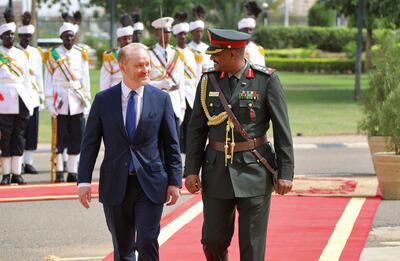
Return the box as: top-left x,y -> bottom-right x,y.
46,98 -> 58,118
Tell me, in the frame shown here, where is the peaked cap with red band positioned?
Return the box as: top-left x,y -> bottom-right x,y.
205,28 -> 250,55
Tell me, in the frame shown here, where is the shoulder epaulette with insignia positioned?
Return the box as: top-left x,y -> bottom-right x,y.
258,45 -> 265,57
73,45 -> 89,61
43,48 -> 51,63
190,48 -> 203,63
251,64 -> 275,76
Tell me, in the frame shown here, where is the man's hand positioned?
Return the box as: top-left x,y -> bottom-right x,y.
185,175 -> 201,194
275,179 -> 293,195
78,186 -> 91,209
166,185 -> 180,206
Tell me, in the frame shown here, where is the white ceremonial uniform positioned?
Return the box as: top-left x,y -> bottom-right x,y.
0,46 -> 34,115
245,41 -> 266,67
148,43 -> 186,123
177,46 -> 200,109
100,48 -> 122,91
16,44 -> 44,109
44,44 -> 90,115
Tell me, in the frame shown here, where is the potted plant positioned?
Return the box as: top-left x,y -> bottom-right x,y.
373,87 -> 400,199
359,34 -> 396,155
368,34 -> 400,199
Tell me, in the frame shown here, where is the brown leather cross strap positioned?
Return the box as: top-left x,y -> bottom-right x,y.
209,136 -> 267,153
208,74 -> 278,184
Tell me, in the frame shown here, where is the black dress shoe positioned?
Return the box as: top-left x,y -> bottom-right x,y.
11,175 -> 27,185
66,173 -> 77,182
0,174 -> 11,185
24,164 -> 39,174
55,171 -> 64,182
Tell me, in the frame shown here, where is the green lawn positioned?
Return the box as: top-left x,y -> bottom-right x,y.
38,69 -> 368,143
278,72 -> 369,136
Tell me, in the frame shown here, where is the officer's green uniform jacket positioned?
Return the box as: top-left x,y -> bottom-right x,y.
184,62 -> 294,199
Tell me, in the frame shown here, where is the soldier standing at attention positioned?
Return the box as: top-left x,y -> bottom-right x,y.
238,1 -> 266,66
188,5 -> 212,71
185,28 -> 294,260
100,14 -> 133,92
16,11 -> 44,174
0,9 -> 34,185
148,16 -> 186,139
131,11 -> 144,43
172,11 -> 202,153
44,21 -> 90,182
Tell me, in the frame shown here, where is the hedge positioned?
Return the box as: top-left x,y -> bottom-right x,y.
265,57 -> 363,74
254,26 -> 394,52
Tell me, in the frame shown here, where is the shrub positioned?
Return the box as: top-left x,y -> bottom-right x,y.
266,57 -> 359,74
254,26 -> 394,52
308,3 -> 336,27
359,33 -> 400,137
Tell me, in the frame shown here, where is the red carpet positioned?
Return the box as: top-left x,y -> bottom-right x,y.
0,182 -> 190,203
103,195 -> 380,261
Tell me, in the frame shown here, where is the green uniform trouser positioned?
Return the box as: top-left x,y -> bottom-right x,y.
201,194 -> 272,261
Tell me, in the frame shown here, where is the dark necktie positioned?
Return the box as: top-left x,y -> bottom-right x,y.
126,91 -> 137,172
229,75 -> 238,94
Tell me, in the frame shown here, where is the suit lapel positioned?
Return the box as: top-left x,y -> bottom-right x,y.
114,84 -> 129,141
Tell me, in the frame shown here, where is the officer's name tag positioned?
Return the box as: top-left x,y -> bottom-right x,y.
209,91 -> 219,97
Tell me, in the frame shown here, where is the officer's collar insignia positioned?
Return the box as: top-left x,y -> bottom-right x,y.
246,68 -> 254,79
220,71 -> 226,79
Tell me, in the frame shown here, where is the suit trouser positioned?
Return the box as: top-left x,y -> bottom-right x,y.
24,106 -> 39,150
56,113 -> 85,155
0,97 -> 30,157
103,175 -> 163,261
202,194 -> 272,261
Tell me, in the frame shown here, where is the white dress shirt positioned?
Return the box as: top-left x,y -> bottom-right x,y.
78,81 -> 144,188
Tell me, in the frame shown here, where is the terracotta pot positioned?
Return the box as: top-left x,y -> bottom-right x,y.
373,152 -> 400,200
368,136 -> 393,154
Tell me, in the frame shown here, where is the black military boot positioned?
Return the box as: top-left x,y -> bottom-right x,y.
66,173 -> 77,182
55,171 -> 64,182
24,164 -> 39,174
0,174 -> 11,185
11,174 -> 27,185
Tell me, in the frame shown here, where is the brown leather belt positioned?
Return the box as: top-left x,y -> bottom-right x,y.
208,136 -> 267,152
161,85 -> 179,92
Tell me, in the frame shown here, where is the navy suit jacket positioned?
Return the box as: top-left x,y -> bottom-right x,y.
78,83 -> 182,205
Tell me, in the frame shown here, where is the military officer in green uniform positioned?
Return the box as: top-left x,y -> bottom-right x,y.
184,28 -> 294,261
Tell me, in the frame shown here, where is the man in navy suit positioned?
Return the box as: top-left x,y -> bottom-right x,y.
77,43 -> 182,261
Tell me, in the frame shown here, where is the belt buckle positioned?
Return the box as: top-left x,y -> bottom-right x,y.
128,171 -> 136,176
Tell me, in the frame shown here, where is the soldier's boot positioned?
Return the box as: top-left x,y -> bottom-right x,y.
11,174 -> 27,185
66,173 -> 77,182
10,156 -> 26,184
66,154 -> 79,183
24,164 -> 39,174
1,157 -> 12,185
23,151 -> 39,174
55,171 -> 64,182
0,174 -> 11,185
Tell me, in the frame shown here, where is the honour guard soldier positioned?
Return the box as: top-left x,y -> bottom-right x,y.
0,10 -> 35,185
149,17 -> 186,137
184,28 -> 294,260
238,1 -> 266,66
44,21 -> 91,182
16,11 -> 44,174
131,11 -> 144,43
188,5 -> 212,71
172,12 -> 202,153
100,15 -> 133,91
